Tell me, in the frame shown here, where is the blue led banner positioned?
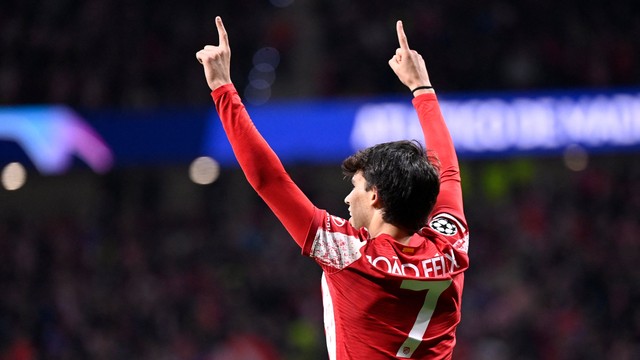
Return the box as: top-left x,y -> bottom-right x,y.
204,90 -> 640,165
0,106 -> 113,174
352,92 -> 640,156
1,89 -> 639,174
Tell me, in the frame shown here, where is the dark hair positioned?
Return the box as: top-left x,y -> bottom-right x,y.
341,140 -> 440,233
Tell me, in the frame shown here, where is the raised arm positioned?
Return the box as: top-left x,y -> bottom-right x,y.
388,21 -> 465,223
196,17 -> 316,247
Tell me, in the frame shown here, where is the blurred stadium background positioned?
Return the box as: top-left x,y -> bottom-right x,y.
1,1 -> 639,359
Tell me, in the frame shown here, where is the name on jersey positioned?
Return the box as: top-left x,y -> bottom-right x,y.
365,249 -> 459,278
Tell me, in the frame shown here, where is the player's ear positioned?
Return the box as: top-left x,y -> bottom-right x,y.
370,187 -> 382,208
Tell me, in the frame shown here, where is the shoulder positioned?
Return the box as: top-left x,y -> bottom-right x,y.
428,213 -> 466,237
305,210 -> 369,271
422,213 -> 469,255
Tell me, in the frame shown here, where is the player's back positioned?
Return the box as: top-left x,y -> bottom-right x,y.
311,213 -> 470,359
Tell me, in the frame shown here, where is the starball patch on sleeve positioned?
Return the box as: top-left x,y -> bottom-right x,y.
429,217 -> 458,236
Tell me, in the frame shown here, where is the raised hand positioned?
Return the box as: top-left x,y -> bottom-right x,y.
196,16 -> 232,90
388,21 -> 432,93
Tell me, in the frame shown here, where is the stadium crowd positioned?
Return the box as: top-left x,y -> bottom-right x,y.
1,155 -> 639,359
1,0 -> 639,358
1,0 -> 638,107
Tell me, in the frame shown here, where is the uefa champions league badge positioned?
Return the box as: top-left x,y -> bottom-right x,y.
429,217 -> 458,236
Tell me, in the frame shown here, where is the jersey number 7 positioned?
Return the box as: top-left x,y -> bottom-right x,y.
396,279 -> 452,358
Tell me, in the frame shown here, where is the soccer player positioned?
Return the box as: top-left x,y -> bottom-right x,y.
196,17 -> 469,360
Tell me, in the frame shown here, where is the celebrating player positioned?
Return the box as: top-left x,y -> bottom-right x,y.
196,17 -> 469,359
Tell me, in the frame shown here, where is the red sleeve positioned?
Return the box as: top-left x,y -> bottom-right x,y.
413,93 -> 466,226
211,84 -> 316,248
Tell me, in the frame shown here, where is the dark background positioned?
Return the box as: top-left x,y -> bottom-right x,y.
1,0 -> 639,359
2,0 -> 639,107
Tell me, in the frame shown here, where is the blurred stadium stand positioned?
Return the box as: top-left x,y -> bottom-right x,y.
1,0 -> 639,359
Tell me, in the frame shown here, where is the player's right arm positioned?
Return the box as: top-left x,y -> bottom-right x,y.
196,17 -> 316,247
388,21 -> 466,225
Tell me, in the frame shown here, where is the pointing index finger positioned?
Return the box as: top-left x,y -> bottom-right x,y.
396,20 -> 410,50
216,16 -> 229,48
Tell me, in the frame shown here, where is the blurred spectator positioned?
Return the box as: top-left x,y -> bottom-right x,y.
0,154 -> 639,359
1,0 -> 639,358
1,0 -> 638,107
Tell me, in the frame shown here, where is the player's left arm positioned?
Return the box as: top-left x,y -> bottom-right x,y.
388,21 -> 466,230
413,94 -> 465,224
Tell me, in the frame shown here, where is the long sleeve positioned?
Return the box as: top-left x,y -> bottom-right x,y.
413,93 -> 466,224
211,84 -> 316,248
